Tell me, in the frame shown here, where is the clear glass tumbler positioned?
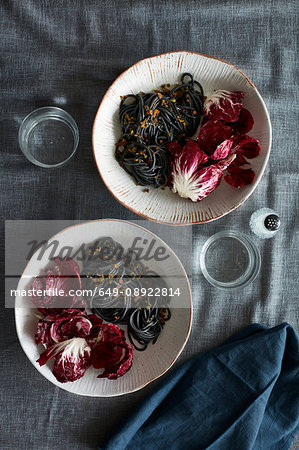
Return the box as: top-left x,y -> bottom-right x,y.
200,230 -> 261,290
18,106 -> 79,168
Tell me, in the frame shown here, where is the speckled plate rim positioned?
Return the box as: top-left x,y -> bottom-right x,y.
14,219 -> 193,397
92,51 -> 272,225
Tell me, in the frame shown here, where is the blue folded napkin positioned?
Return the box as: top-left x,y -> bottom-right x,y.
102,323 -> 299,450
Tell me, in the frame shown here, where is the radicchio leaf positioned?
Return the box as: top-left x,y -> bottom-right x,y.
169,139 -> 210,198
37,337 -> 92,383
181,139 -> 209,165
171,153 -> 236,202
235,135 -> 261,159
50,316 -> 92,343
229,108 -> 254,134
224,169 -> 255,188
210,139 -> 234,160
167,141 -> 183,158
85,314 -> 104,346
30,278 -> 45,310
91,341 -> 125,369
197,120 -> 233,155
203,90 -> 244,122
35,309 -> 90,346
91,322 -> 133,380
227,153 -> 250,171
35,320 -> 53,346
29,258 -> 83,311
224,151 -> 256,188
93,341 -> 133,380
101,323 -> 125,343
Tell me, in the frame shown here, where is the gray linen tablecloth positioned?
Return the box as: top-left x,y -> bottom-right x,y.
1,1 -> 298,449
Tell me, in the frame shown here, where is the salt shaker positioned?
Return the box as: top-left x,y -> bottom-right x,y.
249,208 -> 281,239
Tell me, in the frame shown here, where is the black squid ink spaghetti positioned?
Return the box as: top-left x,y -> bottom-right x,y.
83,237 -> 171,351
115,73 -> 204,188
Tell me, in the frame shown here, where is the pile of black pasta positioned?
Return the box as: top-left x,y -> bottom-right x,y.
82,237 -> 171,351
115,73 -> 204,188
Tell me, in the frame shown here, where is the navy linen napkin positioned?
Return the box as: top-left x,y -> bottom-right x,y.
102,323 -> 299,450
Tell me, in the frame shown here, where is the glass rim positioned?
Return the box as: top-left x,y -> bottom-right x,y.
18,106 -> 79,168
200,230 -> 261,291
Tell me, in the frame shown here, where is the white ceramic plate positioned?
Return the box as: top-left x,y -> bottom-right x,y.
15,220 -> 192,397
93,51 -> 272,225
